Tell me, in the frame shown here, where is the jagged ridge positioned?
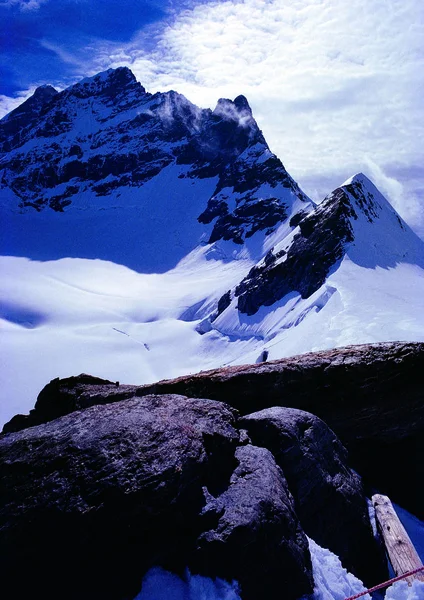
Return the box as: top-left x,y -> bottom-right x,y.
225,173 -> 424,315
0,67 -> 310,248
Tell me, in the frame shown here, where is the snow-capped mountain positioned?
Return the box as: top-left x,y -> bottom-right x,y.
1,67 -> 423,425
0,66 -> 310,272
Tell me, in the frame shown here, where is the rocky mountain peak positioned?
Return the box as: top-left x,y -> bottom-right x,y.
2,84 -> 58,125
233,94 -> 252,113
32,84 -> 58,101
213,95 -> 254,123
0,84 -> 59,152
0,67 -> 312,260
214,170 -> 424,317
67,66 -> 145,100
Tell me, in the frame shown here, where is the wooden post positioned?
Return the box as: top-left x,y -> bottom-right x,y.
372,494 -> 424,584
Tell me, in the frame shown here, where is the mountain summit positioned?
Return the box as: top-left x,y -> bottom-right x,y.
0,67 -> 423,424
0,67 -> 311,271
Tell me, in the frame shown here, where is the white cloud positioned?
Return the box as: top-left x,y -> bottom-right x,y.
38,40 -> 86,68
364,159 -> 424,235
93,0 -> 423,234
4,0 -> 48,11
0,88 -> 36,118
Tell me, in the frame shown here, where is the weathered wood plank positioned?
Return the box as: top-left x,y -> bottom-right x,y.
372,494 -> 424,584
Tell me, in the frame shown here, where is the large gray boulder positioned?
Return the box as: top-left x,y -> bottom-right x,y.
240,407 -> 388,586
0,394 -> 313,600
194,444 -> 313,599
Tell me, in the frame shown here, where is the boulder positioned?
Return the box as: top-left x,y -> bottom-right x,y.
2,373 -> 138,433
0,394 -> 239,600
193,444 -> 313,600
135,342 -> 424,518
0,394 -> 313,600
240,407 -> 387,586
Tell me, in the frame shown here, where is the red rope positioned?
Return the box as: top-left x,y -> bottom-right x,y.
343,565 -> 424,600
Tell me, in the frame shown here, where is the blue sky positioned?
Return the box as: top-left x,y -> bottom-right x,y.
1,0 -> 424,237
0,0 -> 173,95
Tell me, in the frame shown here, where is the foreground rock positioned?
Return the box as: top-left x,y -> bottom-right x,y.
195,444 -> 313,598
0,394 -> 313,600
2,373 -> 139,433
6,342 -> 421,516
137,341 -> 424,517
241,408 -> 387,585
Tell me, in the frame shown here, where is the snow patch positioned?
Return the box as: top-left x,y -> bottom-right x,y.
385,581 -> 424,600
305,538 -> 371,600
133,568 -> 241,600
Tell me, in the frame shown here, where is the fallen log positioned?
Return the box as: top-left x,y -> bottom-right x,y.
372,494 -> 424,584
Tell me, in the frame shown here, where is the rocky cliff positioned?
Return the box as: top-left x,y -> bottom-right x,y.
5,342 -> 421,519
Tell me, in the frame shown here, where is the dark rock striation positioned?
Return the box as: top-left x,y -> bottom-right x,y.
0,393 -> 313,600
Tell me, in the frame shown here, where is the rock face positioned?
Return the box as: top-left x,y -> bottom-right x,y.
0,393 -> 313,600
235,185 -> 355,314
195,444 -> 313,599
228,173 -> 424,316
135,341 -> 424,518
240,407 -> 387,584
2,373 -> 139,433
4,342 -> 423,518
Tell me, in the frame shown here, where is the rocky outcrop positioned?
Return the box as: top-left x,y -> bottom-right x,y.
2,373 -> 138,433
4,343 -> 422,517
220,172 -> 424,316
240,408 -> 387,584
135,341 -> 424,517
194,444 -> 313,599
234,185 -> 355,314
0,393 -> 313,600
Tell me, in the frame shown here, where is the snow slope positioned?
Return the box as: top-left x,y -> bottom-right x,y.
131,532 -> 424,600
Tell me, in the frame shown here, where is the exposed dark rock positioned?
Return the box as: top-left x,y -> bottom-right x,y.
193,444 -> 313,600
234,185 -> 355,315
208,197 -> 288,244
215,289 -> 232,319
289,210 -> 308,228
133,341 -> 424,517
0,394 -> 241,600
0,394 -> 315,600
198,196 -> 229,224
4,344 -> 422,519
0,85 -> 58,152
2,374 -> 137,433
240,407 -> 387,585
